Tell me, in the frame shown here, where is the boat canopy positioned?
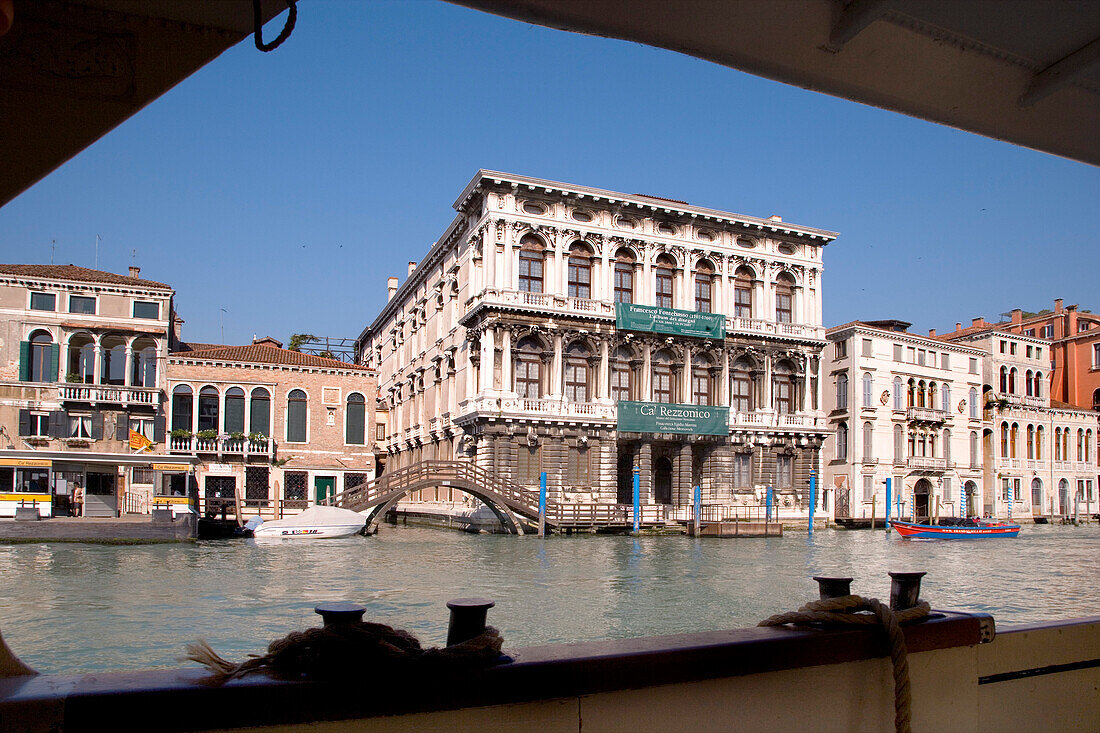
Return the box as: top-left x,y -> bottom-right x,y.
255,506 -> 366,529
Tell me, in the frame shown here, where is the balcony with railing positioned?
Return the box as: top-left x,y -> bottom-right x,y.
168,435 -> 273,456
58,384 -> 161,406
729,410 -> 824,430
906,456 -> 947,471
906,406 -> 947,423
726,316 -> 824,341
469,289 -> 615,320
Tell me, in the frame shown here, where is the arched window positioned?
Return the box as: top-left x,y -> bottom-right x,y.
691,354 -> 713,406
566,242 -> 592,299
862,372 -> 873,406
863,421 -> 873,458
1000,422 -> 1009,457
171,385 -> 193,432
68,333 -> 95,383
1010,423 -> 1019,458
969,387 -> 978,419
655,254 -> 675,308
100,334 -> 127,385
1054,427 -> 1063,460
733,265 -> 754,318
249,387 -> 271,437
942,428 -> 951,464
694,259 -> 714,313
1026,424 -> 1035,459
131,338 -> 157,388
652,349 -> 675,404
224,387 -> 245,434
198,386 -> 219,432
1034,372 -> 1043,398
514,336 -> 543,399
916,381 -> 926,408
1077,428 -> 1085,460
613,248 -> 635,304
25,330 -> 56,383
773,360 -> 797,414
1087,430 -> 1093,462
731,357 -> 754,413
941,383 -> 950,413
1036,425 -> 1044,460
563,342 -> 591,402
970,431 -> 978,467
894,424 -> 904,462
1025,370 -> 1034,397
518,234 -> 545,293
610,347 -> 634,401
836,372 -> 848,410
999,366 -> 1008,394
907,379 -> 915,408
287,389 -> 308,443
775,272 -> 795,323
1009,368 -> 1017,394
346,393 -> 366,445
836,422 -> 848,461
893,377 -> 903,411
908,430 -> 916,457
1062,427 -> 1069,461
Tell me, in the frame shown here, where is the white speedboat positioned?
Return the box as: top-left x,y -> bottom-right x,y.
249,506 -> 366,539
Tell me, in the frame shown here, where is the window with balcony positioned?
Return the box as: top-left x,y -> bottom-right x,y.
836,422 -> 848,460
346,393 -> 366,445
564,342 -> 591,402
1009,368 -> 1018,394
67,334 -> 95,383
941,384 -> 950,413
862,372 -> 873,406
131,338 -> 157,388
652,350 -> 675,404
1035,425 -> 1044,460
694,260 -> 714,313
1026,424 -> 1035,459
835,372 -> 848,410
1010,423 -> 1019,458
610,347 -> 634,402
68,295 -> 96,314
731,358 -> 754,412
198,386 -> 219,432
734,266 -> 754,318
171,385 -> 193,432
101,334 -> 126,386
221,387 -> 245,435
775,272 -> 794,323
250,388 -> 271,437
691,355 -> 713,406
29,292 -> 55,311
566,243 -> 592,299
133,300 -> 160,319
999,367 -> 1008,393
514,337 -> 543,399
654,254 -> 675,309
1000,422 -> 1009,458
22,330 -> 57,383
774,360 -> 796,414
286,389 -> 308,443
614,248 -> 635,303
518,235 -> 545,293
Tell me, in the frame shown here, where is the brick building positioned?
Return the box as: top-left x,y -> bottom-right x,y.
166,337 -> 377,517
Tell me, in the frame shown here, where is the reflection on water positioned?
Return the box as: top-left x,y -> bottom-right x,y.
0,523 -> 1097,674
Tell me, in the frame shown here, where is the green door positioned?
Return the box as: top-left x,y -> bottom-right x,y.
314,476 -> 335,505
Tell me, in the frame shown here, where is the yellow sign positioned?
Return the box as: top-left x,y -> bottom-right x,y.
130,430 -> 154,452
152,463 -> 189,472
153,496 -> 190,505
0,493 -> 50,501
0,459 -> 52,468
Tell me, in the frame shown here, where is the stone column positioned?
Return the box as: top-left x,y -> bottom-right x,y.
641,251 -> 652,306
599,338 -> 610,399
93,337 -> 103,385
676,442 -> 693,507
720,349 -> 730,406
600,240 -> 612,301
681,345 -> 692,404
123,344 -> 133,387
501,328 -> 513,395
802,354 -> 811,413
638,440 -> 653,503
479,328 -> 495,393
485,235 -> 497,291
764,352 -> 774,411
464,343 -> 476,400
642,343 -> 653,402
503,225 -> 514,290
550,332 -> 563,398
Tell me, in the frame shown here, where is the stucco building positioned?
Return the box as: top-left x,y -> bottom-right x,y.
0,264 -> 193,517
823,320 -> 984,523
357,171 -> 837,521
165,337 -> 377,518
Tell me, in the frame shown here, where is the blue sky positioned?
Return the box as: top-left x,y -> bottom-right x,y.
2,1 -> 1097,346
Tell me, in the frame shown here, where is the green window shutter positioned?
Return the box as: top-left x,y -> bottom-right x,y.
48,343 -> 60,382
18,341 -> 29,382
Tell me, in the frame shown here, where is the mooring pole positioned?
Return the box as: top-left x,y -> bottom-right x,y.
538,471 -> 547,538
885,477 -> 892,534
693,484 -> 701,537
765,484 -> 773,522
808,471 -> 816,537
632,467 -> 640,534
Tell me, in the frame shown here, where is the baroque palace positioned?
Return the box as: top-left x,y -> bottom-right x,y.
357,171 -> 837,517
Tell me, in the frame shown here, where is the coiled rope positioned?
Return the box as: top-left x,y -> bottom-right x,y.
759,595 -> 930,733
185,620 -> 503,685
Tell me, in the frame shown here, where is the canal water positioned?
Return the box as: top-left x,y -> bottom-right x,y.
1,523 -> 1098,675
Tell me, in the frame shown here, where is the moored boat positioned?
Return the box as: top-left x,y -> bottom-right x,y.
250,506 -> 367,539
891,518 -> 1020,539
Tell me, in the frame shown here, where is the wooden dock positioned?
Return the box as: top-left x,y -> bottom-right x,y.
0,515 -> 197,543
695,521 -> 782,538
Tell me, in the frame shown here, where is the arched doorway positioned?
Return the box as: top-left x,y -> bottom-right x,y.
913,478 -> 932,521
1030,478 -> 1043,516
654,456 -> 673,505
963,481 -> 977,518
617,453 -> 634,504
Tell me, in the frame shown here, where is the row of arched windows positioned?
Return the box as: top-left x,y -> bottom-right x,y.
1000,423 -> 1094,462
21,329 -> 158,387
169,385 -> 368,445
998,366 -> 1044,397
516,235 -> 797,320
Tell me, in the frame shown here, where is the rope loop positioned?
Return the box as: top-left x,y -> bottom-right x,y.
760,595 -> 929,733
254,0 -> 298,53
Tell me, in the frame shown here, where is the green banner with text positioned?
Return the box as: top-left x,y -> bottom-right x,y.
615,303 -> 725,339
617,401 -> 729,436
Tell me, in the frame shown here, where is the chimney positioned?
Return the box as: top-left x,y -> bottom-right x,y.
387,276 -> 399,300
928,328 -> 936,337
972,317 -> 985,327
128,266 -> 140,279
407,261 -> 416,277
767,215 -> 783,222
1011,308 -> 1022,323
1054,298 -> 1063,313
253,336 -> 283,349
955,322 -> 962,331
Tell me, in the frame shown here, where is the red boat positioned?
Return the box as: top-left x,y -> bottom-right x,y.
890,519 -> 1020,539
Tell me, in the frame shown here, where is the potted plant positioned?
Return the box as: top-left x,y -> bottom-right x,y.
196,429 -> 218,440
65,372 -> 84,383
229,431 -> 247,441
170,428 -> 192,439
248,431 -> 267,443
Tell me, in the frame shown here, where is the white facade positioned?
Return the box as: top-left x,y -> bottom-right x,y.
823,322 -> 984,522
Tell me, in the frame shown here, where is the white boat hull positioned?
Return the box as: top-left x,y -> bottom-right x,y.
252,523 -> 363,539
